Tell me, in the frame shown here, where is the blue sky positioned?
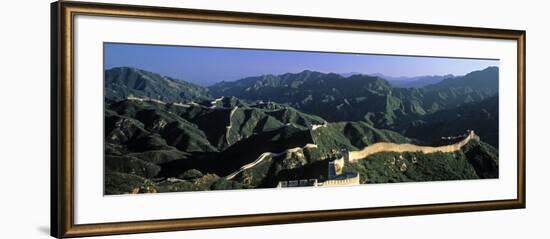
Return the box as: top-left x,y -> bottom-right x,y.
104,42 -> 499,86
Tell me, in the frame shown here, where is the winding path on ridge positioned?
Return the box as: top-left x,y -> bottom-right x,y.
224,130 -> 478,181
225,106 -> 239,145
225,144 -> 318,180
348,130 -> 478,162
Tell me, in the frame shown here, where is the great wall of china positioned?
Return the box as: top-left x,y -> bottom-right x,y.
225,144 -> 319,180
321,173 -> 360,186
348,130 -> 479,162
127,95 -> 167,105
235,130 -> 478,188
126,95 -> 201,108
126,96 -> 478,188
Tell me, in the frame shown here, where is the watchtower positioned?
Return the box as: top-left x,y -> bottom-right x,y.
328,149 -> 345,179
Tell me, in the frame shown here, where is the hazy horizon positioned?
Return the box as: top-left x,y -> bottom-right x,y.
105,43 -> 499,86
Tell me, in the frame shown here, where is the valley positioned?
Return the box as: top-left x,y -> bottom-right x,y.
103,66 -> 499,194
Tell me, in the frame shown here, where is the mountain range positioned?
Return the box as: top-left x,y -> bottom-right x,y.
103,66 -> 499,194
105,67 -> 210,102
375,73 -> 456,88
340,72 -> 455,88
208,67 -> 498,129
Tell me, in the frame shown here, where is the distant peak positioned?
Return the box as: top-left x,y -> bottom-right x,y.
108,66 -> 140,72
339,72 -> 364,78
295,69 -> 325,76
106,66 -> 181,81
106,66 -> 154,77
465,66 -> 499,76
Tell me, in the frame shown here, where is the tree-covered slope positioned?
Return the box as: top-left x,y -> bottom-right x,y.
343,139 -> 498,184
425,66 -> 498,93
105,67 -> 211,102
311,121 -> 411,155
402,95 -> 499,148
209,67 -> 498,129
104,66 -> 500,194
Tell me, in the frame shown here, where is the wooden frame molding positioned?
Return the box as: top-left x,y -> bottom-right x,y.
51,1 -> 526,238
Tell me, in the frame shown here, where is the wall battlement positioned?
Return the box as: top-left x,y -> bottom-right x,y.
319,173 -> 360,186
277,148 -> 360,188
349,130 -> 478,162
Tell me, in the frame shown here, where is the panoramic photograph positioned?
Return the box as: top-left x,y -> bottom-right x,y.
103,43 -> 499,195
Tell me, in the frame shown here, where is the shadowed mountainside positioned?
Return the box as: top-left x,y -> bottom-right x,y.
103,66 -> 499,194
105,67 -> 211,102
209,67 -> 498,129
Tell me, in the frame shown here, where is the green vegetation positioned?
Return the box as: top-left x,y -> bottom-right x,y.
103,66 -> 500,194
209,67 -> 498,130
105,172 -> 157,194
312,121 -> 410,155
403,96 -> 499,148
105,67 -> 211,102
343,140 -> 498,184
344,151 -> 479,184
